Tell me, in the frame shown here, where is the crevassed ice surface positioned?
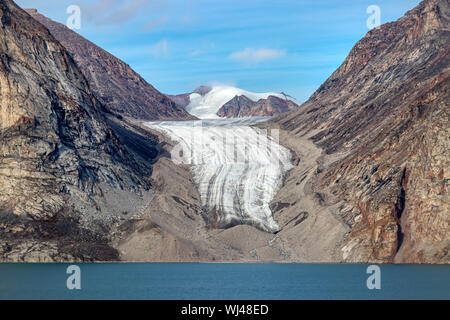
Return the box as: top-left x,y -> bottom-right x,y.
145,118 -> 293,232
186,86 -> 299,119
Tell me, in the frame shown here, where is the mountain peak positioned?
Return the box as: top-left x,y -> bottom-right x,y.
193,85 -> 213,95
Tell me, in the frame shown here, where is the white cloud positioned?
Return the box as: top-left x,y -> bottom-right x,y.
144,14 -> 169,31
150,39 -> 169,57
78,0 -> 147,26
77,0 -> 170,29
229,48 -> 286,64
189,50 -> 204,57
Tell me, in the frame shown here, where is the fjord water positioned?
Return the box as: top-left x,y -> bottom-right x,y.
1,264 -> 449,300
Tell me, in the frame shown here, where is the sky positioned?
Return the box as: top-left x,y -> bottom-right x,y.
16,0 -> 420,101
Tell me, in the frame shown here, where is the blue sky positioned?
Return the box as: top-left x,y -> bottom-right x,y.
16,0 -> 419,101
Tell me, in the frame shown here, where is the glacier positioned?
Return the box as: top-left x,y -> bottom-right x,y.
186,85 -> 299,119
144,118 -> 293,233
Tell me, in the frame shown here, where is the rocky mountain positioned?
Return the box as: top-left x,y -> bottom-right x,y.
168,85 -> 299,119
0,0 -> 158,261
1,0 -> 447,264
25,9 -> 194,121
217,94 -> 299,117
272,0 -> 449,263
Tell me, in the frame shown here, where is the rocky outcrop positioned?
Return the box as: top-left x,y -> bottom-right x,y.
273,0 -> 449,263
0,0 -> 156,261
217,94 -> 299,117
166,86 -> 213,109
25,9 -> 195,121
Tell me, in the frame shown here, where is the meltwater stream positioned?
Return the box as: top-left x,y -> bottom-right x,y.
145,118 -> 293,232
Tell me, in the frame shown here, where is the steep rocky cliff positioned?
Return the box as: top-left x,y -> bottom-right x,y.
274,0 -> 449,263
25,9 -> 194,121
217,94 -> 299,117
0,0 -> 156,261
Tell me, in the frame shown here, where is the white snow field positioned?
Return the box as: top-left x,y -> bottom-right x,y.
186,85 -> 298,119
145,118 -> 293,232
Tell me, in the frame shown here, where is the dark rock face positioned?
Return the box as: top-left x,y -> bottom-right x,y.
217,95 -> 299,117
274,0 -> 449,263
217,95 -> 256,117
25,9 -> 195,121
193,85 -> 213,96
166,93 -> 191,109
0,0 -> 155,261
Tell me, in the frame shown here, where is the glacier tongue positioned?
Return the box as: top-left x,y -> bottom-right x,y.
144,118 -> 293,233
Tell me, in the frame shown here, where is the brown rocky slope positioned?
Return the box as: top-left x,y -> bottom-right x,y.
272,0 -> 449,263
25,9 -> 194,121
217,94 -> 299,117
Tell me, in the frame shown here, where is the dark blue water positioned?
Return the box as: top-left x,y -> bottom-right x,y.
0,264 -> 448,300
